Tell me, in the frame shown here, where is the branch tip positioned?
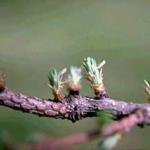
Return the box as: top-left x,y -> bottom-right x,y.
0,72 -> 6,92
48,68 -> 66,101
97,60 -> 106,69
66,66 -> 82,93
144,80 -> 150,102
82,57 -> 107,97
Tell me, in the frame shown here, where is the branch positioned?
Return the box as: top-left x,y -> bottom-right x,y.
102,109 -> 145,136
0,58 -> 150,125
0,88 -> 150,124
1,57 -> 150,149
26,110 -> 146,150
30,129 -> 100,150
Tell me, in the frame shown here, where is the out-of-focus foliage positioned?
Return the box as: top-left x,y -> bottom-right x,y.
99,133 -> 122,150
0,0 -> 150,149
97,111 -> 112,127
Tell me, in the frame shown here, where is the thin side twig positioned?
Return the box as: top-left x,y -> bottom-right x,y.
30,129 -> 100,150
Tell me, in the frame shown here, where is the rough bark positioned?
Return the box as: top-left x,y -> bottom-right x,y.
0,88 -> 150,124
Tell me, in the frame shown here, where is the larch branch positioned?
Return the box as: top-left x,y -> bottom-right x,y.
0,88 -> 150,124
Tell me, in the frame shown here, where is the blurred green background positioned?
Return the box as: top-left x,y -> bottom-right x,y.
0,0 -> 150,149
